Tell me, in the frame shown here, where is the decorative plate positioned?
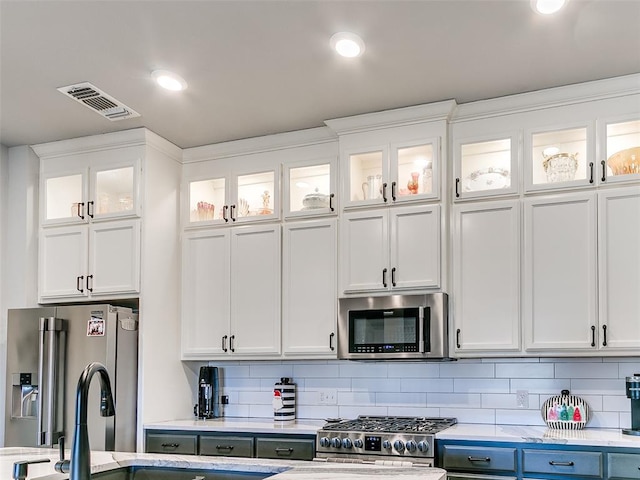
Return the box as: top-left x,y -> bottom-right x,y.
541,389 -> 590,430
463,167 -> 510,192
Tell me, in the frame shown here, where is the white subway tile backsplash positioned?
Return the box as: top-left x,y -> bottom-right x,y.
440,362 -> 495,378
400,378 -> 453,393
496,363 -> 554,378
352,378 -> 401,393
217,358 -> 634,427
570,379 -> 626,395
427,393 -> 482,408
339,362 -> 388,378
387,363 -> 440,378
496,409 -> 545,426
454,378 -> 509,394
555,362 -> 618,379
375,392 -> 426,407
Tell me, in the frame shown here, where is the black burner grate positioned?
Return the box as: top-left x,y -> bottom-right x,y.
322,416 -> 457,434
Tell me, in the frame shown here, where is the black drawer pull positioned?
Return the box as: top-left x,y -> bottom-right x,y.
549,460 -> 574,467
215,445 -> 234,450
161,443 -> 179,448
275,447 -> 294,455
468,456 -> 490,462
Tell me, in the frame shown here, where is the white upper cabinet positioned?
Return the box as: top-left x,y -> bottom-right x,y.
40,149 -> 140,226
326,101 -> 455,209
598,116 -> 640,185
453,132 -> 520,201
282,219 -> 337,357
283,156 -> 337,218
184,158 -> 279,227
597,186 -> 640,351
340,204 -> 440,294
453,200 -> 521,354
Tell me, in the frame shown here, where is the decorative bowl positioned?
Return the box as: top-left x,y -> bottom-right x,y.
607,146 -> 640,175
302,188 -> 329,209
542,152 -> 578,183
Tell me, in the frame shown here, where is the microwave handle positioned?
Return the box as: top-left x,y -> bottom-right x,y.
419,307 -> 426,353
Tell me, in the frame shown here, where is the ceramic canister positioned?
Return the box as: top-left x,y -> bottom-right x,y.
273,377 -> 296,422
541,389 -> 590,430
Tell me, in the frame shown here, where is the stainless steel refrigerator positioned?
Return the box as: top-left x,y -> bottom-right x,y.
4,304 -> 138,452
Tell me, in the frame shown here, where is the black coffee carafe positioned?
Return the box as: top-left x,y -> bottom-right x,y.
194,366 -> 220,419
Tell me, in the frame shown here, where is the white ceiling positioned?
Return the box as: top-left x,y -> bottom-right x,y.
1,0 -> 639,150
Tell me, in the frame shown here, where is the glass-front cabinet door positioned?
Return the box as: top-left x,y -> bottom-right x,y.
91,163 -> 139,219
391,139 -> 439,202
345,147 -> 387,207
284,158 -> 336,218
454,133 -> 518,200
525,124 -> 593,192
232,170 -> 278,223
41,170 -> 87,225
188,176 -> 227,225
600,117 -> 640,184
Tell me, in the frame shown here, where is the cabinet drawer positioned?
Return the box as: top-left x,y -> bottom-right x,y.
200,435 -> 254,458
442,445 -> 516,472
255,437 -> 315,461
447,475 -> 517,480
146,433 -> 197,455
608,452 -> 640,480
522,449 -> 602,477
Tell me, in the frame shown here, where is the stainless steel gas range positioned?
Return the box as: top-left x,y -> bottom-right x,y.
315,416 -> 457,467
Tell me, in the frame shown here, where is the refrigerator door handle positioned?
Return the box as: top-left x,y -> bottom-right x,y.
37,317 -> 64,447
37,320 -> 46,446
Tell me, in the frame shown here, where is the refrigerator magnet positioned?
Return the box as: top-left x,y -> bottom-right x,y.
87,317 -> 105,336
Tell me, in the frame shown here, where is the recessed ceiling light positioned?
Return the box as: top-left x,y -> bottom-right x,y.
330,32 -> 365,58
152,70 -> 188,91
531,0 -> 567,15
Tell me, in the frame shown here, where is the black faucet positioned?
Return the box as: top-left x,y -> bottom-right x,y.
56,362 -> 115,480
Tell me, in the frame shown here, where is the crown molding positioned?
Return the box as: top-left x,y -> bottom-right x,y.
324,100 -> 457,135
452,73 -> 640,123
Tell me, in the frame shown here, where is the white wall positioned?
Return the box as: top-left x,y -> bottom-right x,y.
0,145 -> 40,446
213,357 -> 638,429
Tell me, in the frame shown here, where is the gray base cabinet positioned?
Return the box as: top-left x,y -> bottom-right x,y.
437,439 -> 640,480
145,430 -> 315,461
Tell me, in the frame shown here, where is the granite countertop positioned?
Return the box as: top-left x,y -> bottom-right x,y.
436,424 -> 640,449
0,448 -> 446,480
144,417 -> 327,435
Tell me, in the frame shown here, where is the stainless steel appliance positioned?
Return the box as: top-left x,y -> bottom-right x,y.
4,305 -> 138,451
316,416 -> 457,466
338,293 -> 449,360
194,366 -> 220,419
622,374 -> 640,436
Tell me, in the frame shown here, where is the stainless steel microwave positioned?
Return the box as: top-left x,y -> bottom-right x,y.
337,293 -> 449,360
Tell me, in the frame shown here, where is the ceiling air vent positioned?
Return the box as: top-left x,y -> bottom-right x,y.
57,82 -> 140,121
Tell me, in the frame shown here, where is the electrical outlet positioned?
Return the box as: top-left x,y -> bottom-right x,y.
318,389 -> 337,405
516,390 -> 529,408
221,395 -> 229,405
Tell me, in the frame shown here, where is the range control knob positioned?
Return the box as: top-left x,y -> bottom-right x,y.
393,440 -> 405,452
353,439 -> 364,448
405,440 -> 417,452
382,440 -> 392,450
319,437 -> 330,448
342,438 -> 353,449
330,437 -> 342,448
417,441 -> 430,453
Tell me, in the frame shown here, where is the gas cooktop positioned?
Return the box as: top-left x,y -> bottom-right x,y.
321,416 -> 458,434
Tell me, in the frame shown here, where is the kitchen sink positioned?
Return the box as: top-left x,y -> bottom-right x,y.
91,466 -> 276,480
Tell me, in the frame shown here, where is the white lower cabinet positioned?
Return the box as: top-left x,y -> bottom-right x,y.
453,200 -> 520,353
181,224 -> 281,359
39,219 -> 140,301
282,219 -> 337,357
524,187 -> 640,353
340,204 -> 440,294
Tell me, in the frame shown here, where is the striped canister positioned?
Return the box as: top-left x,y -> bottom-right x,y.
273,377 -> 296,422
